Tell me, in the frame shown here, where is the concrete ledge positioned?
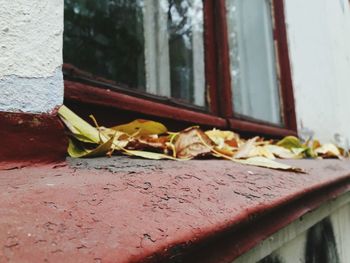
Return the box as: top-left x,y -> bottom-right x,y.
0,158 -> 349,262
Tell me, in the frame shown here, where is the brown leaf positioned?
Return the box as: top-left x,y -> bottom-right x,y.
127,135 -> 169,151
174,127 -> 215,159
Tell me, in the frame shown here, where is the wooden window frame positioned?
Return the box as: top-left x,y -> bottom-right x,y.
63,0 -> 297,137
215,0 -> 297,137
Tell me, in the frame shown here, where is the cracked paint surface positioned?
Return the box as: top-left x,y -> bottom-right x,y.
0,158 -> 350,263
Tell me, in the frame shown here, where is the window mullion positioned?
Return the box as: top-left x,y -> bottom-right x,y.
143,0 -> 171,97
192,0 -> 206,107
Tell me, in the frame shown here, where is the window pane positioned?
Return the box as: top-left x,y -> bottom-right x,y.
64,0 -> 206,107
226,0 -> 282,125
64,0 -> 146,91
168,0 -> 205,106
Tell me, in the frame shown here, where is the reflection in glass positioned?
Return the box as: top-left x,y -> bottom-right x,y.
226,0 -> 282,125
64,0 -> 146,90
64,0 -> 206,107
168,0 -> 205,106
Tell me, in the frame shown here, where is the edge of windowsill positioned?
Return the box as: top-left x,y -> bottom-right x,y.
1,158 -> 349,262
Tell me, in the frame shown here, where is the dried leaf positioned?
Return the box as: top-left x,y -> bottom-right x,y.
264,145 -> 299,159
205,129 -> 239,143
312,140 -> 321,150
233,157 -> 304,173
277,136 -> 303,150
123,149 -> 179,160
58,105 -> 103,144
315,143 -> 342,158
111,119 -> 167,136
68,136 -> 115,158
214,147 -> 236,158
128,135 -> 169,151
174,127 -> 215,159
225,139 -> 239,148
234,137 -> 259,159
98,127 -> 130,149
251,146 -> 276,159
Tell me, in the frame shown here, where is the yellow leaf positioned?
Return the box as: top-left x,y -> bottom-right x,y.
58,105 -> 103,144
123,149 -> 179,160
233,157 -> 304,173
264,145 -> 300,159
205,129 -> 239,142
205,129 -> 240,153
214,147 -> 235,158
312,140 -> 321,150
254,146 -> 276,159
98,127 -> 130,149
111,119 -> 167,136
277,136 -> 303,150
68,136 -> 115,158
234,137 -> 259,159
315,143 -> 342,158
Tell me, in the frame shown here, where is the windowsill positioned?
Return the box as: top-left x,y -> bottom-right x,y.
1,158 -> 350,262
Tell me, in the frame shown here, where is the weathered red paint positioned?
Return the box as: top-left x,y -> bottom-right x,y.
64,81 -> 227,128
215,0 -> 234,118
0,111 -> 67,169
203,0 -> 220,115
0,158 -> 349,262
273,0 -> 298,132
229,118 -> 298,138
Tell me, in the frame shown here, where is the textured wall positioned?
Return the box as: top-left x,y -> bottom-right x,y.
284,0 -> 350,146
0,0 -> 64,113
234,192 -> 350,263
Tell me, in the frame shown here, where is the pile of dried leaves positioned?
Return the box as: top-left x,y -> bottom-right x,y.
58,106 -> 348,172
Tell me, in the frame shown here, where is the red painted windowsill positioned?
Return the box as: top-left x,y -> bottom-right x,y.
1,158 -> 349,263
0,111 -> 68,168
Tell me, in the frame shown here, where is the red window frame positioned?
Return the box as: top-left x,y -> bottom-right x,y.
215,0 -> 297,137
63,0 -> 297,137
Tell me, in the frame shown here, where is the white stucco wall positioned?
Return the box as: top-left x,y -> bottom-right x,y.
284,0 -> 350,146
0,0 -> 64,113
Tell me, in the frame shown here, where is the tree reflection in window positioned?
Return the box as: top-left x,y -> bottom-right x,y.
168,0 -> 205,106
64,0 -> 146,90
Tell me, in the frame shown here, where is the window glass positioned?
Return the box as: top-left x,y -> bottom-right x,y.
226,0 -> 282,125
64,0 -> 146,91
64,0 -> 206,107
168,0 -> 205,106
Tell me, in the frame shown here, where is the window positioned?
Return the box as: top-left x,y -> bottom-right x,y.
63,0 -> 296,137
64,0 -> 206,107
226,0 -> 282,125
